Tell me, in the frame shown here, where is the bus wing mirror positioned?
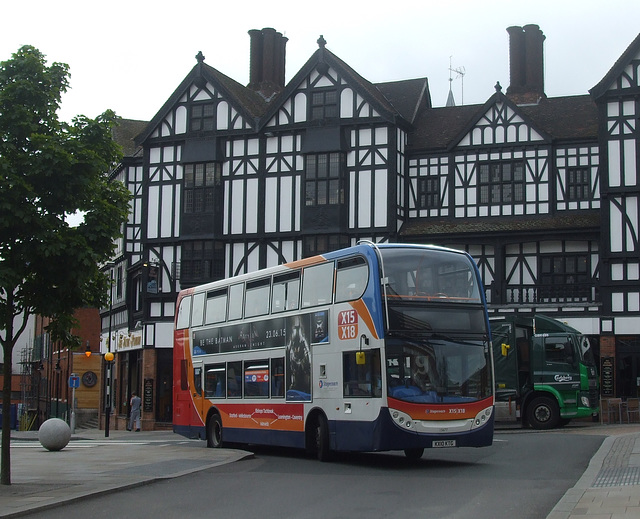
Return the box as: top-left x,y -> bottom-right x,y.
501,343 -> 511,357
356,351 -> 366,365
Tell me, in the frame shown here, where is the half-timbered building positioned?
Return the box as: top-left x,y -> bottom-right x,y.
101,26 -> 640,430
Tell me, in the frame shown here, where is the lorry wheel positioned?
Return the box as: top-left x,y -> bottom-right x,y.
527,396 -> 560,429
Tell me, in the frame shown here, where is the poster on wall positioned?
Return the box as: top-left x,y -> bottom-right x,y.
144,378 -> 154,412
600,356 -> 614,397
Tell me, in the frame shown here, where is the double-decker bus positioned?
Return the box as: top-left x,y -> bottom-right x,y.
173,242 -> 494,460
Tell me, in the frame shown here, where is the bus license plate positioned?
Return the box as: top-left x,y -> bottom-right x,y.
432,440 -> 456,448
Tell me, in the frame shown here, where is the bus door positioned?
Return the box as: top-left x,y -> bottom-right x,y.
491,323 -> 519,401
342,349 -> 382,420
191,360 -> 206,427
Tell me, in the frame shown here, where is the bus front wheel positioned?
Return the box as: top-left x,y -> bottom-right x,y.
404,448 -> 424,460
527,396 -> 560,430
207,414 -> 223,448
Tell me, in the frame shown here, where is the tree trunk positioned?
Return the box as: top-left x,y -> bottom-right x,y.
1,290 -> 16,486
1,341 -> 13,485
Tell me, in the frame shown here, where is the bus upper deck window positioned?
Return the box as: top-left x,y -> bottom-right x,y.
176,295 -> 192,330
245,278 -> 271,318
228,283 -> 244,321
205,288 -> 227,324
191,292 -> 205,327
335,256 -> 368,302
301,262 -> 334,308
272,272 -> 300,313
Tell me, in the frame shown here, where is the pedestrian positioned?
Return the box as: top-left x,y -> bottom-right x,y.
128,391 -> 141,431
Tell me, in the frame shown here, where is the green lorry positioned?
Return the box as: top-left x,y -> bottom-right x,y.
490,314 -> 599,429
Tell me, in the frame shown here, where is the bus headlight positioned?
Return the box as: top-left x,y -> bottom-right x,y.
389,408 -> 416,431
471,406 -> 493,430
581,396 -> 590,407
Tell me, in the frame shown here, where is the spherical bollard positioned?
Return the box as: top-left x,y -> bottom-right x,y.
39,418 -> 71,451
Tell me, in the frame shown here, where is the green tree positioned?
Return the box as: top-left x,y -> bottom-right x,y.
0,46 -> 130,485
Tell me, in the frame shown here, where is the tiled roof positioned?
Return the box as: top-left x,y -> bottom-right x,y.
401,212 -> 601,237
201,63 -> 269,119
375,78 -> 431,124
408,103 -> 480,152
112,119 -> 148,157
407,94 -> 598,153
518,95 -> 598,140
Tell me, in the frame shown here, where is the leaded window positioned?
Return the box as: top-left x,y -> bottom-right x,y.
478,161 -> 525,204
181,241 -> 224,283
310,89 -> 338,120
190,102 -> 215,132
539,254 -> 591,300
418,177 -> 440,208
567,168 -> 590,201
305,152 -> 344,206
184,163 -> 221,214
303,234 -> 350,258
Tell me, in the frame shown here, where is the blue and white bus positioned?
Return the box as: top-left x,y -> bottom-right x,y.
174,242 -> 494,459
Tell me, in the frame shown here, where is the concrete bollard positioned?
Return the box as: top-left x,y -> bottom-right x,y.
38,418 -> 71,451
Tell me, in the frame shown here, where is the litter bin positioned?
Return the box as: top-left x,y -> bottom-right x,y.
0,403 -> 18,430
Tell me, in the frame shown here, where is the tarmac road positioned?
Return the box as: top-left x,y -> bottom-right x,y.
1,421 -> 639,519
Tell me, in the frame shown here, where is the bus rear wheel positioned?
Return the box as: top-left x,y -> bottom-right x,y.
314,415 -> 332,462
527,396 -> 559,430
207,414 -> 223,448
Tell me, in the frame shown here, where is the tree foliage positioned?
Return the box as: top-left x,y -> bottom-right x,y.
0,46 -> 131,485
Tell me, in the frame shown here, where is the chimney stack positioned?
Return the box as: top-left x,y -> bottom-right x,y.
248,28 -> 288,99
506,24 -> 546,104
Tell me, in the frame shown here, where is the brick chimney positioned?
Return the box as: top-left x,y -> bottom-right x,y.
248,28 -> 288,99
506,24 -> 546,104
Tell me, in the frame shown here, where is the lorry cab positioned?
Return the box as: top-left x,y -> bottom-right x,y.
491,315 -> 598,429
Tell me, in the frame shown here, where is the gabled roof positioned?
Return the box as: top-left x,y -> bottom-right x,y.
590,32 -> 640,100
260,42 -> 415,130
376,77 -> 431,124
408,92 -> 597,153
135,58 -> 268,146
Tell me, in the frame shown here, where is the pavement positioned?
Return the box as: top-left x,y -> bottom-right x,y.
0,422 -> 638,519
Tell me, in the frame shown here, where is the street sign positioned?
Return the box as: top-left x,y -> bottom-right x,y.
69,375 -> 80,389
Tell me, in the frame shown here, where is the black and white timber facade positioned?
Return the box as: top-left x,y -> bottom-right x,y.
101,26 -> 640,429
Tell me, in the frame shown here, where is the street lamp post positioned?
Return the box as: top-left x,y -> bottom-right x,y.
104,265 -> 114,438
104,351 -> 114,437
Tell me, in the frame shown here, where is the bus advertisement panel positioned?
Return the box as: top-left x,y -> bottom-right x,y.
173,242 -> 494,460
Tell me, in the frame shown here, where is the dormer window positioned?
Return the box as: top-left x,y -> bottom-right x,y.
190,102 -> 215,131
311,89 -> 338,121
478,161 -> 525,204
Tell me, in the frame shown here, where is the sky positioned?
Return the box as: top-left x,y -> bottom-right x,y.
1,1 -> 639,123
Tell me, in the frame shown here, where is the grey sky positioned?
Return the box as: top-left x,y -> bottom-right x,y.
2,0 -> 639,122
